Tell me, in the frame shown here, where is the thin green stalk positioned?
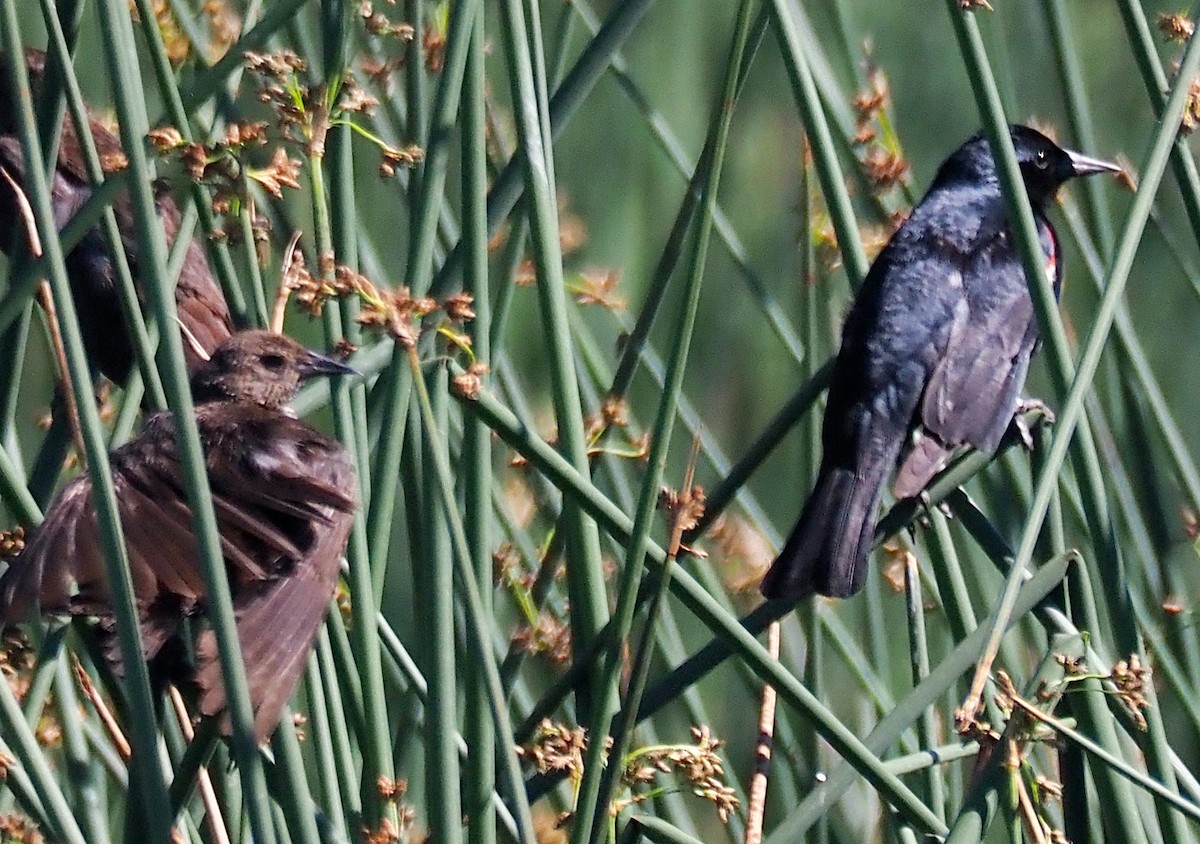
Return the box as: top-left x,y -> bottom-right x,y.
1112,0 -> 1200,259
462,8 -> 496,844
130,0 -> 250,330
497,0 -> 608,687
366,0 -> 480,597
451,366 -> 948,835
270,712 -> 322,844
411,351 -> 537,844
328,118 -> 373,520
605,8 -> 770,401
303,658 -> 348,839
52,658 -> 108,844
405,0 -> 426,235
769,0 -> 868,287
624,816 -> 706,844
422,365 -> 464,844
37,4 -> 166,408
306,109 -> 396,833
1039,0 -> 1113,252
315,625 -> 364,824
93,4 -> 276,840
0,656 -> 85,843
428,0 -> 656,297
885,741 -> 981,776
904,553 -> 944,825
764,554 -> 1072,839
0,20 -> 174,841
576,3 -> 752,836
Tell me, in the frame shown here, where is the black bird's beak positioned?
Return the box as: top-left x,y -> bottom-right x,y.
1066,149 -> 1122,177
297,350 -> 358,380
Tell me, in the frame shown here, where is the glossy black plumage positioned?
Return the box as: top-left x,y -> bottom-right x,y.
0,331 -> 357,741
761,125 -> 1118,600
0,49 -> 231,382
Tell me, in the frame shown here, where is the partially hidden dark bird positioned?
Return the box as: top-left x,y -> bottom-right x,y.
0,48 -> 231,382
0,330 -> 356,741
761,125 -> 1119,601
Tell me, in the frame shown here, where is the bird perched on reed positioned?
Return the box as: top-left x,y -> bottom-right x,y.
0,330 -> 356,741
761,125 -> 1119,601
0,48 -> 231,382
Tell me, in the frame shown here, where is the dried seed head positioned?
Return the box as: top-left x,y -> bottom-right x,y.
1159,12 -> 1196,42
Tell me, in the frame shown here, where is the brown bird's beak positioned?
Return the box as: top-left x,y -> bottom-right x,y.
1066,149 -> 1122,177
297,350 -> 358,380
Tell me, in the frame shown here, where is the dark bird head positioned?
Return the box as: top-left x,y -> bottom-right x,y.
934,124 -> 1120,207
190,330 -> 355,408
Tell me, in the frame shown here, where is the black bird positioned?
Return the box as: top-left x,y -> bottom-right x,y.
0,330 -> 356,741
0,48 -> 232,382
761,125 -> 1119,600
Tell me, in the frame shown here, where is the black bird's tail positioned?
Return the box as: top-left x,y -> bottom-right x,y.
760,450 -> 892,600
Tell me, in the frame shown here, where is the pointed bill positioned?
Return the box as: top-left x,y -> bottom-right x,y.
1066,148 -> 1122,177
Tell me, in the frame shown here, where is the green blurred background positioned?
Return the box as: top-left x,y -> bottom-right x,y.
3,1 -> 1200,839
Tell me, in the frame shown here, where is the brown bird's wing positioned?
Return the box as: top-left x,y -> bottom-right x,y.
190,405 -> 356,741
894,255 -> 1038,499
0,405 -> 355,741
193,507 -> 352,742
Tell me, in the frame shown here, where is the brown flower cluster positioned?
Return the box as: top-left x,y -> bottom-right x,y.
450,361 -> 489,400
520,720 -> 589,783
136,0 -> 190,65
492,543 -> 526,589
851,68 -> 910,195
244,49 -> 423,176
1185,70 -> 1200,134
0,527 -> 24,558
1159,12 -> 1196,42
512,614 -> 572,665
658,484 -> 706,536
150,121 -> 301,220
1110,654 -> 1149,730
0,633 -> 32,702
616,726 -> 739,822
360,2 -> 416,40
571,269 -> 626,311
203,1 -> 242,61
707,513 -> 775,593
0,814 -> 41,844
287,259 -> 475,350
244,50 -> 331,157
519,722 -> 738,824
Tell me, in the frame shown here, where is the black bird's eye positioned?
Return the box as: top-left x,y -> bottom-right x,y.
1034,150 -> 1049,170
261,353 -> 287,371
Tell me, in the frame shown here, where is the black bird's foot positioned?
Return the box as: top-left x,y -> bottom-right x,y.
906,491 -> 953,537
1016,396 -> 1055,425
1009,397 -> 1055,450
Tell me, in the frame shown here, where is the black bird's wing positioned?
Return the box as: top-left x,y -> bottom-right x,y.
893,230 -> 1043,498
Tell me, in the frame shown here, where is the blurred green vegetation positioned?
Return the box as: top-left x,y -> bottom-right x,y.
1,0 -> 1200,842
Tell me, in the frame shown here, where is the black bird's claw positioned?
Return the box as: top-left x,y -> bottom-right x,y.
1008,397 -> 1055,451
1016,396 -> 1056,425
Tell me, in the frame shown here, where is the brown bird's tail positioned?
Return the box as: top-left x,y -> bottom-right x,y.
760,450 -> 893,600
194,509 -> 351,743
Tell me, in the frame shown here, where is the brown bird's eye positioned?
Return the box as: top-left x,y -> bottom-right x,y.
261,353 -> 287,370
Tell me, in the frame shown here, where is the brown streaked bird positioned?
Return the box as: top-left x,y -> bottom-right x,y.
0,330 -> 357,741
0,48 -> 231,382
